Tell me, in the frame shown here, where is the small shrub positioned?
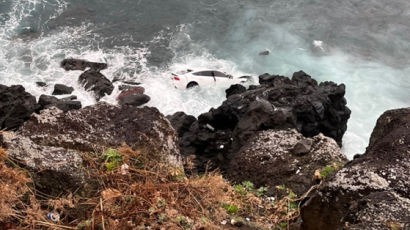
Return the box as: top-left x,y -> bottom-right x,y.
101,148 -> 122,171
256,186 -> 268,197
241,181 -> 254,191
234,184 -> 247,196
319,164 -> 339,179
222,203 -> 239,214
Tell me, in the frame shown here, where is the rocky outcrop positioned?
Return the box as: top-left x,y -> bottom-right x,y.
171,71 -> 350,172
301,108 -> 410,230
228,129 -> 347,196
61,58 -> 108,71
78,70 -> 114,101
52,84 -> 74,95
0,103 -> 182,195
0,132 -> 85,195
38,94 -> 82,112
0,85 -> 39,130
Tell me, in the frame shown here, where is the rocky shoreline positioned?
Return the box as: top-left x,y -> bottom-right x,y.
0,61 -> 408,229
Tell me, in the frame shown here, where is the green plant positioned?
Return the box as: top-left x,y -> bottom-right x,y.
278,222 -> 287,229
277,184 -> 286,190
241,181 -> 254,191
319,165 -> 338,179
101,148 -> 122,171
256,186 -> 268,197
287,191 -> 297,199
222,203 -> 238,214
287,202 -> 298,211
234,184 -> 247,196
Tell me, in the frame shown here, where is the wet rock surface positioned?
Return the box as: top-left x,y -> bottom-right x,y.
117,86 -> 151,106
78,70 -> 114,101
0,84 -> 39,130
228,129 -> 347,195
301,108 -> 410,230
61,58 -> 108,71
52,84 -> 74,95
170,71 -> 351,172
0,103 -> 182,195
38,94 -> 82,112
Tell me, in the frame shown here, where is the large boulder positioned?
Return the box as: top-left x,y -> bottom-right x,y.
301,108 -> 410,230
117,86 -> 150,107
173,71 -> 350,171
0,132 -> 85,195
0,103 -> 183,195
78,70 -> 114,101
228,129 -> 347,195
52,84 -> 74,95
38,94 -> 82,112
0,85 -> 39,130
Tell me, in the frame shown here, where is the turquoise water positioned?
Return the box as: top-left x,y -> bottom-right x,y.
0,0 -> 409,157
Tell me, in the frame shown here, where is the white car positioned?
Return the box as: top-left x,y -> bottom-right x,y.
171,70 -> 251,89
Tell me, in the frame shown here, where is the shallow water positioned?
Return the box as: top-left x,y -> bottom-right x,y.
0,0 -> 409,158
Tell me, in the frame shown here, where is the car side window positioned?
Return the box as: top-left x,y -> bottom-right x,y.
192,71 -> 227,78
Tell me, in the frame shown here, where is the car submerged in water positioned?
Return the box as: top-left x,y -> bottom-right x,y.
171,69 -> 251,89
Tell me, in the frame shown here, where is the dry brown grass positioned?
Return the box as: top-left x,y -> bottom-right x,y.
0,147 -> 305,230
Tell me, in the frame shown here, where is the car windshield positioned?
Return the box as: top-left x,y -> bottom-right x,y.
192,71 -> 227,78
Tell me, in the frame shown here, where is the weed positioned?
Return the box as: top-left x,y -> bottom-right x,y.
319,163 -> 341,179
222,203 -> 239,214
242,181 -> 254,191
257,186 -> 268,197
101,148 -> 122,171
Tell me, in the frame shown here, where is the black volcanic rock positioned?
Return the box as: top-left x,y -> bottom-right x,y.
52,84 -> 74,95
225,84 -> 246,98
78,70 -> 114,101
301,108 -> 410,230
38,94 -> 81,112
0,84 -> 39,130
61,58 -> 108,71
167,112 -> 197,137
172,71 -> 350,172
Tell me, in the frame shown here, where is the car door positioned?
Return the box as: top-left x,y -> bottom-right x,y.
191,71 -> 217,86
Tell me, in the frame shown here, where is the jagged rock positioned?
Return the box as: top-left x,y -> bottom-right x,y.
0,84 -> 39,130
167,112 -> 197,137
301,108 -> 410,230
0,132 -> 85,195
173,71 -> 350,172
0,103 -> 182,195
78,70 -> 114,101
52,84 -> 74,95
225,84 -> 246,98
38,94 -> 82,112
61,58 -> 108,71
228,129 -> 347,196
